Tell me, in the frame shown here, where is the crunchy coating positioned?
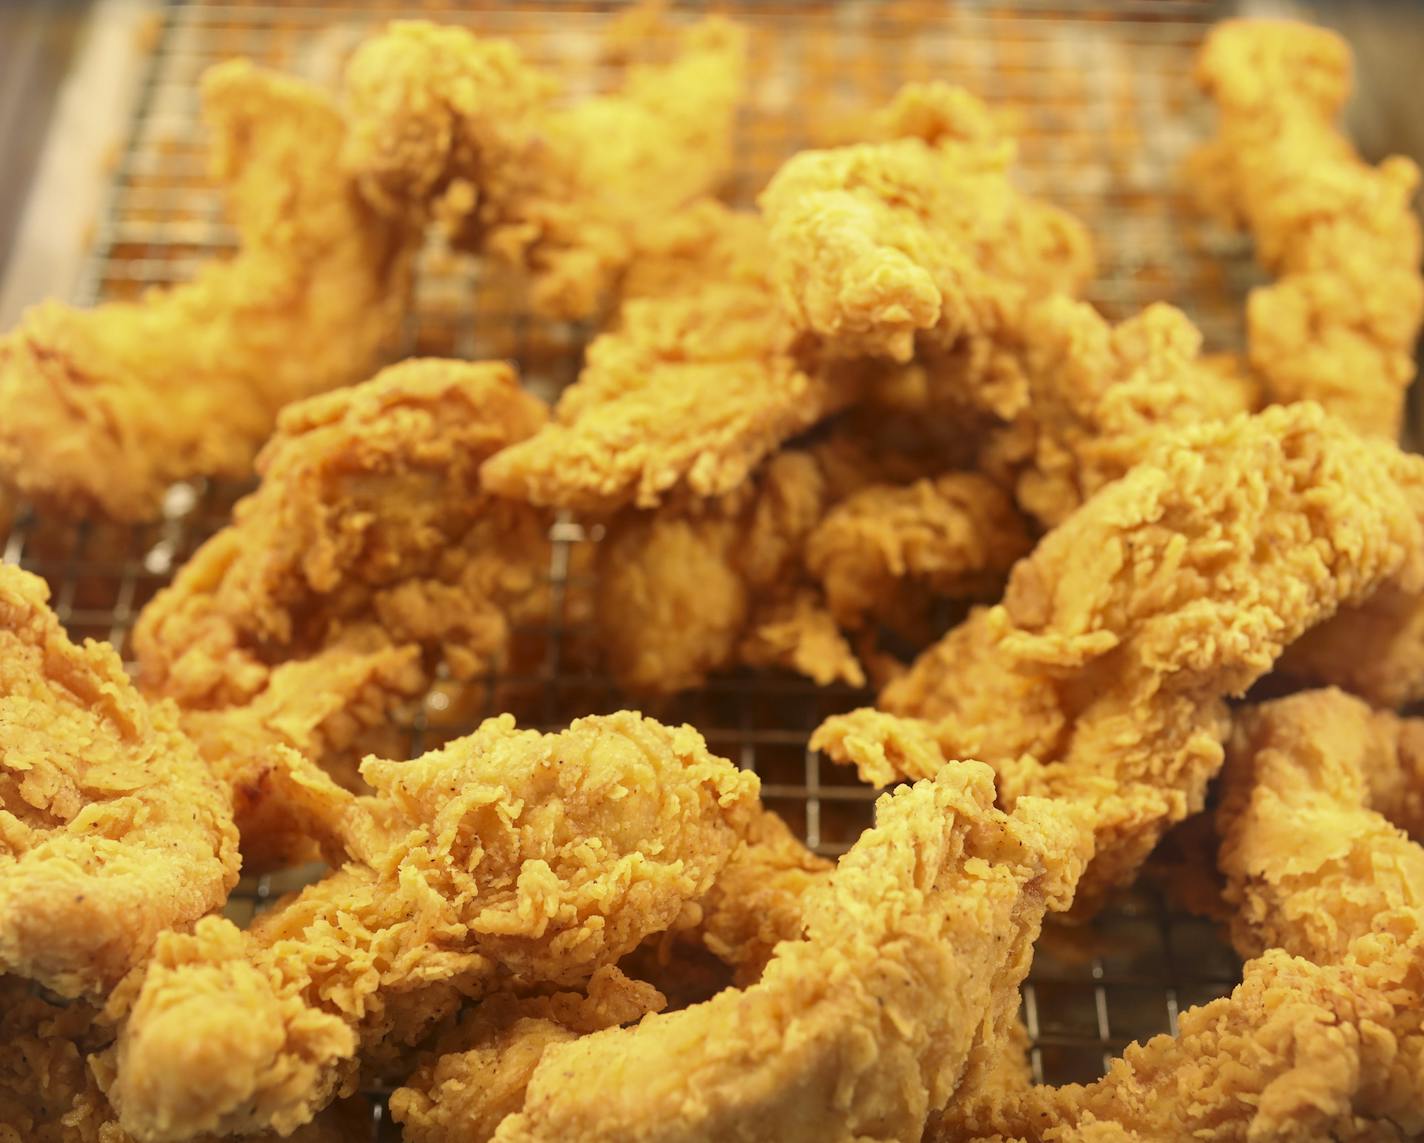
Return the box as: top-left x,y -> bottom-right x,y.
1276,579 -> 1424,710
132,359 -> 550,860
939,689 -> 1424,1142
593,449 -> 863,693
979,299 -> 1259,528
1218,689 -> 1424,964
930,932 -> 1424,1143
480,261 -> 867,513
816,404 -> 1424,910
1191,20 -> 1423,437
806,472 -> 1031,630
343,17 -> 745,318
0,977 -> 373,1143
0,59 -> 415,521
101,712 -> 762,1139
390,966 -> 667,1143
674,806 -> 832,984
761,82 -> 1092,408
0,567 -> 238,999
488,764 -> 1087,1143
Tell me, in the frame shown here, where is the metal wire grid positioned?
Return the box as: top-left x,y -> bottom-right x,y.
0,1 -> 1254,1134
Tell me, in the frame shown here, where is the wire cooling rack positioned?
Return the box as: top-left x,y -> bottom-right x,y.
1,2 -> 1253,1135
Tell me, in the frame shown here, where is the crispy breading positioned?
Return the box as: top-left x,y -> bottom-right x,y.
761,82 -> 1092,411
816,404 -> 1424,910
485,764 -> 1087,1143
0,60 -> 415,521
0,568 -> 238,998
480,263 -> 867,513
978,299 -> 1259,528
805,472 -> 1031,630
1191,20 -> 1423,437
940,689 -> 1424,1142
131,359 -> 550,862
0,978 -> 372,1143
930,932 -> 1424,1142
343,16 -> 745,318
390,967 -> 667,1143
100,713 -> 762,1139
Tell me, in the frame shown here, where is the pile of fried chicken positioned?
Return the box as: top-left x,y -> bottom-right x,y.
4,10 -> 1424,1142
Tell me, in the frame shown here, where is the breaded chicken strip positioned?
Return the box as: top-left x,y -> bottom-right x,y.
132,359 -> 550,863
1218,689 -> 1424,964
1191,20 -> 1423,438
806,472 -> 1031,631
816,404 -> 1424,910
979,299 -> 1260,528
101,712 -> 762,1140
761,82 -> 1093,414
939,689 -> 1424,1142
0,977 -> 372,1143
0,60 -> 415,521
0,567 -> 238,998
931,931 -> 1424,1143
592,413 -> 1021,696
593,448 -> 863,693
479,236 -> 869,513
464,763 -> 1085,1143
391,966 -> 667,1143
1274,571 -> 1424,710
343,16 -> 745,318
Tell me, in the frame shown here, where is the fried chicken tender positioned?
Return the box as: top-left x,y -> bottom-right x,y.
391,966 -> 667,1143
593,448 -> 865,693
761,82 -> 1092,415
0,978 -> 367,1143
1218,689 -> 1424,964
806,472 -> 1031,630
979,298 -> 1260,528
480,246 -> 868,513
930,930 -> 1424,1143
0,60 -> 415,521
131,359 -> 549,860
0,567 -> 238,999
933,693 -> 1424,1142
672,806 -> 832,985
1191,20 -> 1423,438
101,712 -> 762,1140
468,763 -> 1085,1143
0,977 -> 372,1143
343,15 -> 745,318
816,404 -> 1424,910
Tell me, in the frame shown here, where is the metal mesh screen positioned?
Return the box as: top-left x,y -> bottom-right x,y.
1,2 -> 1252,1135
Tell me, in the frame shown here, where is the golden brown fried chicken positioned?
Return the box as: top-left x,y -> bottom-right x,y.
101,712 -> 762,1140
761,82 -> 1093,415
592,448 -> 864,693
930,931 -> 1424,1143
472,763 -> 1086,1143
391,966 -> 667,1143
816,404 -> 1424,911
979,299 -> 1260,528
0,60 -> 415,521
1218,689 -> 1424,964
480,245 -> 869,513
942,689 -> 1424,1143
0,977 -> 372,1143
670,805 -> 832,985
1191,20 -> 1423,438
132,359 -> 550,861
806,472 -> 1031,631
0,567 -> 238,999
343,16 -> 745,318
